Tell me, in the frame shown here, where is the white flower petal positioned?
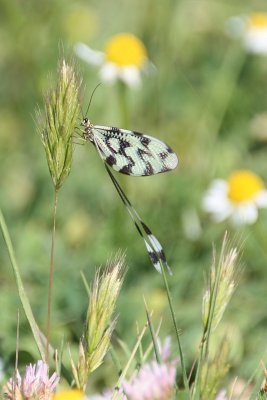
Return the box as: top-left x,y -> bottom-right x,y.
202,180 -> 230,214
99,62 -> 119,84
244,29 -> 267,54
203,179 -> 237,222
232,203 -> 258,225
211,205 -> 233,223
206,179 -> 228,193
255,190 -> 267,207
120,66 -> 142,88
74,42 -> 104,66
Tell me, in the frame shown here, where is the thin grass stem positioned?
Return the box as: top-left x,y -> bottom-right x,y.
80,270 -> 91,297
11,310 -> 20,399
161,263 -> 189,392
111,320 -> 149,400
144,300 -> 161,364
46,188 -> 59,363
110,346 -> 122,376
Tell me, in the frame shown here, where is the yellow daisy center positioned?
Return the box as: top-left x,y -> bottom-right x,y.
249,13 -> 267,29
53,389 -> 84,400
227,170 -> 264,203
104,33 -> 147,67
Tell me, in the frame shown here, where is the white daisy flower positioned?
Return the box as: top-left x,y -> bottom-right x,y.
226,13 -> 267,55
203,170 -> 267,225
75,33 -> 150,88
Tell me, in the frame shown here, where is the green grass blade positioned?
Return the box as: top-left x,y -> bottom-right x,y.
144,299 -> 161,363
0,208 -> 46,360
111,319 -> 149,400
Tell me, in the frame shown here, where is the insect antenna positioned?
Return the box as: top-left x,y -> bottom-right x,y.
84,82 -> 102,117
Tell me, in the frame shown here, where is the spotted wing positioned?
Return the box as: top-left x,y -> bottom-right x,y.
92,126 -> 178,176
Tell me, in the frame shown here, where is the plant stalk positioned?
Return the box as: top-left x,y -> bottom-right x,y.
161,263 -> 189,392
46,187 -> 59,363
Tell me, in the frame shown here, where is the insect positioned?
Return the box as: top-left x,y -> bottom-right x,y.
80,117 -> 178,274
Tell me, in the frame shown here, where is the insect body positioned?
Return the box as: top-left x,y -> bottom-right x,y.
81,117 -> 178,274
81,118 -> 178,176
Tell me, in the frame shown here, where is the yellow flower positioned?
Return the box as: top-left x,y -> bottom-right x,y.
245,13 -> 267,54
75,33 -> 151,88
53,389 -> 84,400
227,171 -> 264,203
203,170 -> 267,225
104,33 -> 147,67
226,13 -> 267,54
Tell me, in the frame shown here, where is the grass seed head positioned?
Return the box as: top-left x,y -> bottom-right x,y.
36,59 -> 81,190
72,253 -> 125,390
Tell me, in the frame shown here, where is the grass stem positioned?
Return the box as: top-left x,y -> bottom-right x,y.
161,264 -> 189,392
46,188 -> 59,363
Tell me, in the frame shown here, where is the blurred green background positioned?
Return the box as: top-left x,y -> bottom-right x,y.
1,0 -> 267,391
